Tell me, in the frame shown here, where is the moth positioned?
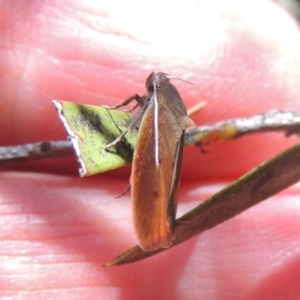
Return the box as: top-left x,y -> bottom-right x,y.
105,71 -> 194,251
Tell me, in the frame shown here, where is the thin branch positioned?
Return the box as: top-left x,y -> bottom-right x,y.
105,141 -> 300,266
185,110 -> 300,145
1,110 -> 300,168
0,140 -> 73,165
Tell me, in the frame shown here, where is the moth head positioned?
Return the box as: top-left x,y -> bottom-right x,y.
145,72 -> 171,93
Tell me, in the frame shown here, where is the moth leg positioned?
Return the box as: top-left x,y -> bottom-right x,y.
115,184 -> 131,198
125,101 -> 140,113
104,129 -> 129,149
102,94 -> 143,110
104,94 -> 145,149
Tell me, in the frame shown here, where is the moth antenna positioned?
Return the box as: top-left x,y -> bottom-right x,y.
166,74 -> 195,86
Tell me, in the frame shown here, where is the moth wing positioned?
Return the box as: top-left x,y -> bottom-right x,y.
131,104 -> 192,251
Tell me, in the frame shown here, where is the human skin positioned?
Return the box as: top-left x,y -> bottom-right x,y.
1,0 -> 300,299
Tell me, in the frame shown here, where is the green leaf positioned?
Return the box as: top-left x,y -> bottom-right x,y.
53,100 -> 137,176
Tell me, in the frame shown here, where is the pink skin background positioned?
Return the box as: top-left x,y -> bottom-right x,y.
1,0 -> 300,299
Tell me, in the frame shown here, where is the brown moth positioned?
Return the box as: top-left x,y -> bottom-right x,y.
105,71 -> 194,251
